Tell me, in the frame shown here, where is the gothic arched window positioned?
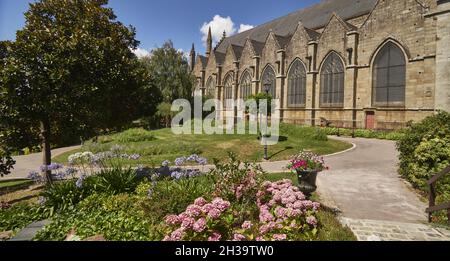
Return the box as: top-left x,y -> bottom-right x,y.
223,74 -> 234,108
287,59 -> 307,107
372,42 -> 406,107
320,52 -> 345,107
240,71 -> 252,99
261,66 -> 277,98
205,77 -> 215,97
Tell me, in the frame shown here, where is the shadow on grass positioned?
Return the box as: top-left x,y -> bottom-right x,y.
268,146 -> 294,160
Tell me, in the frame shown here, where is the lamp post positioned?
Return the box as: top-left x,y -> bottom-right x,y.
263,83 -> 270,160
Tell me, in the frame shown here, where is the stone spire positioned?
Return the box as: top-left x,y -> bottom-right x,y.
189,43 -> 196,71
206,27 -> 212,58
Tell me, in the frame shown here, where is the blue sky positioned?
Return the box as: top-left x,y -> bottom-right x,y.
0,0 -> 320,56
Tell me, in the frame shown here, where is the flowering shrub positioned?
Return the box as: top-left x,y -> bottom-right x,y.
253,179 -> 320,241
27,163 -> 77,184
162,179 -> 321,241
210,152 -> 264,204
68,147 -> 141,173
160,154 -> 207,180
163,197 -> 234,241
287,150 -> 328,173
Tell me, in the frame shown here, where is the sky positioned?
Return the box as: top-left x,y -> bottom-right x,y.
0,0 -> 320,57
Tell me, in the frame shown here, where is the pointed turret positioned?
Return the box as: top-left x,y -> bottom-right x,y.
189,43 -> 196,71
206,27 -> 212,58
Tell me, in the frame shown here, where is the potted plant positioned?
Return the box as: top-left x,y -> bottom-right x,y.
287,151 -> 328,197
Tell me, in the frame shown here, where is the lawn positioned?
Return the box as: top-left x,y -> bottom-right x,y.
0,180 -> 33,189
53,123 -> 351,166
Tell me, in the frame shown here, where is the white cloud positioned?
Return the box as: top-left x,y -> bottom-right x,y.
132,48 -> 151,58
200,15 -> 236,46
238,24 -> 254,33
200,15 -> 254,47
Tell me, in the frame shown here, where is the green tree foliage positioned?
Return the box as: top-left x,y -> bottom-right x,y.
0,148 -> 15,177
0,0 -> 148,182
146,40 -> 194,103
156,102 -> 176,128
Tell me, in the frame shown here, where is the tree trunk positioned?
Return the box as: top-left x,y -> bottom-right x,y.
40,118 -> 53,185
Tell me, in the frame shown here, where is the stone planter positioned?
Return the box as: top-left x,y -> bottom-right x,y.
296,170 -> 319,198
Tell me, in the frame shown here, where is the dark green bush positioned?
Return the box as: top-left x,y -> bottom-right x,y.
41,167 -> 143,212
313,129 -> 329,141
0,148 -> 15,177
320,127 -> 405,141
35,194 -> 154,241
140,174 -> 216,224
0,203 -> 50,232
397,111 -> 450,222
93,168 -> 141,194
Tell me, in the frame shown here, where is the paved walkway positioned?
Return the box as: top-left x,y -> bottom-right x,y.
317,137 -> 427,223
5,146 -> 81,180
340,217 -> 450,241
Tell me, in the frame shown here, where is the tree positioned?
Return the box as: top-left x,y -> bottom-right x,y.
156,102 -> 176,128
0,0 -> 146,183
0,148 -> 15,177
147,40 -> 194,103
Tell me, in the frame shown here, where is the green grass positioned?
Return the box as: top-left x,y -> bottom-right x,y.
263,172 -> 357,241
0,179 -> 33,189
53,123 -> 352,167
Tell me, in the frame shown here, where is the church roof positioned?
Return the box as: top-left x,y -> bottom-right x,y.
197,55 -> 208,68
215,0 -> 377,54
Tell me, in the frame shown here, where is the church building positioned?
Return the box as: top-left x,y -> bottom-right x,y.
190,0 -> 450,130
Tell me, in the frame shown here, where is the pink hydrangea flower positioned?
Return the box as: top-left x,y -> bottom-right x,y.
165,215 -> 180,226
273,234 -> 287,241
241,221 -> 253,230
202,203 -> 215,214
306,216 -> 318,226
212,198 -> 231,212
169,228 -> 185,241
233,233 -> 246,241
186,204 -> 202,217
312,202 -> 321,211
259,225 -> 270,235
208,232 -> 222,241
207,208 -> 222,220
181,217 -> 195,229
259,211 -> 275,222
193,218 -> 207,233
194,197 -> 208,207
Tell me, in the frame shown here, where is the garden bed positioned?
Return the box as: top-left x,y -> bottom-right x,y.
0,155 -> 355,241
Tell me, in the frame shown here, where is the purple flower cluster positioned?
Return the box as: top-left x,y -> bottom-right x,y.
27,171 -> 43,183
174,157 -> 187,166
170,169 -> 201,180
174,154 -> 208,167
163,197 -> 231,241
161,160 -> 171,167
75,175 -> 86,189
40,163 -> 64,172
